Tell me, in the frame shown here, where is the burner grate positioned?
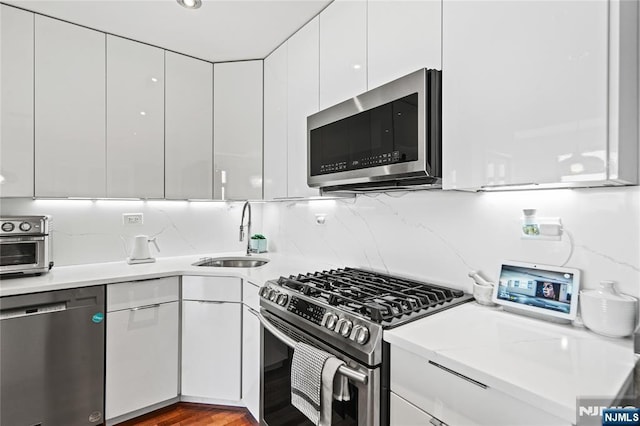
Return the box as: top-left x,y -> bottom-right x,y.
278,267 -> 467,324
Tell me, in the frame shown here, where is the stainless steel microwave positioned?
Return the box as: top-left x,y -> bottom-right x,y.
307,68 -> 441,192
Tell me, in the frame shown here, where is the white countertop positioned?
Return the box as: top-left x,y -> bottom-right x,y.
384,302 -> 636,425
0,252 -> 338,297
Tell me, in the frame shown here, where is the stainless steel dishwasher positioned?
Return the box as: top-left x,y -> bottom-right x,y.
0,286 -> 105,426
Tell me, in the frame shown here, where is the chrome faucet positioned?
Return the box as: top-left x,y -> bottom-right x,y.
239,201 -> 252,256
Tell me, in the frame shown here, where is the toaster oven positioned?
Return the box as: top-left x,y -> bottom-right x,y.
0,216 -> 53,276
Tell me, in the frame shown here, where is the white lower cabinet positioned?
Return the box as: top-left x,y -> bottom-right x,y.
241,280 -> 261,421
390,391 -> 436,425
242,305 -> 260,422
390,345 -> 570,426
181,276 -> 242,402
105,278 -> 180,422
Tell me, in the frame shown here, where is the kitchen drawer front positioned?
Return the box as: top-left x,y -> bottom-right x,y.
182,276 -> 241,302
107,277 -> 179,312
390,391 -> 435,425
243,280 -> 260,310
390,346 -> 570,426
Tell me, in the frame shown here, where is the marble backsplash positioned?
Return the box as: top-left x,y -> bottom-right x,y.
1,185 -> 639,296
261,186 -> 640,297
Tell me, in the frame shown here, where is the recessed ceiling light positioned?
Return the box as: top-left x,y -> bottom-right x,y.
177,0 -> 202,9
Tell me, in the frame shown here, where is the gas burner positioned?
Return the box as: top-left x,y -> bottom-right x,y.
271,267 -> 472,327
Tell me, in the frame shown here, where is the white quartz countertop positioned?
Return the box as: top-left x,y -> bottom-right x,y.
384,302 -> 636,425
0,252 -> 338,297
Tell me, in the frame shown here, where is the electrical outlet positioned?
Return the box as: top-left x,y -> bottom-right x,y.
123,213 -> 144,225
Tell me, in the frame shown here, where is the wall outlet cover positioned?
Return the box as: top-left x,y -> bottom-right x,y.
122,213 -> 144,225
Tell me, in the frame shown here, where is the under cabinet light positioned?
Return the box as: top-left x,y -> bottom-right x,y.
177,0 -> 202,9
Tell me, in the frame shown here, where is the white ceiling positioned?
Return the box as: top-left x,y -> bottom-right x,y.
5,0 -> 332,62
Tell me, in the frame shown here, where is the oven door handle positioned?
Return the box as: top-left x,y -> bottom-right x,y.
250,308 -> 369,385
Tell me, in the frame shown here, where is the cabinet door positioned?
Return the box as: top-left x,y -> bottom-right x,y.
106,301 -> 179,420
367,0 -> 442,89
213,61 -> 263,200
242,305 -> 260,422
442,0 -> 610,190
165,52 -> 213,200
287,17 -> 321,198
181,300 -> 241,401
263,43 -> 288,200
106,36 -> 164,198
34,16 -> 106,198
319,0 -> 367,109
0,5 -> 34,198
390,392 -> 437,425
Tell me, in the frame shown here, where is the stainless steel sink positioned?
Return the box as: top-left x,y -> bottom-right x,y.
192,256 -> 270,268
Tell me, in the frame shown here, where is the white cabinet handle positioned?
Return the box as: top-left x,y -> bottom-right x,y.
130,303 -> 160,311
428,360 -> 488,389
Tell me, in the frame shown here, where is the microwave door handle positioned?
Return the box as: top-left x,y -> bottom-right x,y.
252,308 -> 368,385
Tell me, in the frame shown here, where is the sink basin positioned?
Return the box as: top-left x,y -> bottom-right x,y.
192,256 -> 270,268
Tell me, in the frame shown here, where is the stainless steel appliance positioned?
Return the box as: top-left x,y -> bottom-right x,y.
258,267 -> 473,425
0,286 -> 105,425
307,68 -> 441,193
0,215 -> 53,276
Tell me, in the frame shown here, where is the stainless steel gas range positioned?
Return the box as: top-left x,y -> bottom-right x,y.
257,267 -> 474,426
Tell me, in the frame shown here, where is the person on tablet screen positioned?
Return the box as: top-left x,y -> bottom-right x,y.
542,282 -> 556,300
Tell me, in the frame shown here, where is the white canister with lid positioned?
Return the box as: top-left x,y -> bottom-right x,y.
579,281 -> 638,338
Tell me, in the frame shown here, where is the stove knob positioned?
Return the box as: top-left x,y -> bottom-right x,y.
19,222 -> 32,232
259,287 -> 270,298
352,325 -> 370,345
269,290 -> 279,302
1,222 -> 14,232
276,293 -> 288,306
336,319 -> 353,337
322,313 -> 339,330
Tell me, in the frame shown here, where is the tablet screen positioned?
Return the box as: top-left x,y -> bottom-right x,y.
495,263 -> 577,315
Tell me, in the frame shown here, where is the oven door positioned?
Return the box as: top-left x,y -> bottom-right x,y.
258,309 -> 380,426
0,236 -> 48,274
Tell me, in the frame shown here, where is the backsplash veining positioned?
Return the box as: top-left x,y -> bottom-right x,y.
2,186 -> 638,297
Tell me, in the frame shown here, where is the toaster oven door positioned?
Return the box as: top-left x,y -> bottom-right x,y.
0,236 -> 47,274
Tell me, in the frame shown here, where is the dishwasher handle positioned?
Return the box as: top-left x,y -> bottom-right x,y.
0,302 -> 66,320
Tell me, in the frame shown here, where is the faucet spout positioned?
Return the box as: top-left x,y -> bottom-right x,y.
239,201 -> 252,256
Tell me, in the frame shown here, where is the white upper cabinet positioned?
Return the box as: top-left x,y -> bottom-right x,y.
367,0 -> 442,89
165,52 -> 213,200
287,17 -> 321,198
263,43 -> 289,200
213,61 -> 263,200
319,0 -> 367,109
34,16 -> 106,197
0,6 -> 34,198
106,36 -> 164,199
442,0 -> 638,190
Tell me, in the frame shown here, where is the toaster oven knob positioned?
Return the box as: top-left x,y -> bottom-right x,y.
19,222 -> 32,232
1,222 -> 14,232
353,325 -> 370,345
337,319 -> 353,337
276,294 -> 288,306
322,313 -> 339,330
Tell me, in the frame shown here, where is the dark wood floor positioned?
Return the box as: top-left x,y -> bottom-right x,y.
116,403 -> 258,426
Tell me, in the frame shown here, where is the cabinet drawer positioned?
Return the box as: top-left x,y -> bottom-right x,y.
107,277 -> 179,312
390,346 -> 569,426
390,391 -> 435,425
243,280 -> 260,310
182,276 -> 241,302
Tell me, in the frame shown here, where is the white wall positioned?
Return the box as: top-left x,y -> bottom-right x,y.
0,199 -> 265,266
262,186 -> 640,297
